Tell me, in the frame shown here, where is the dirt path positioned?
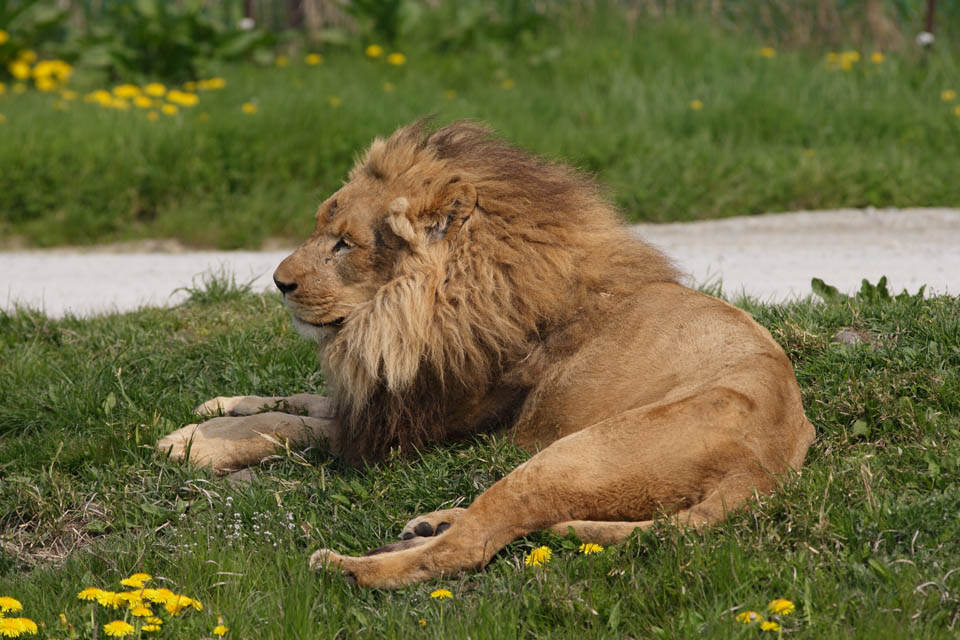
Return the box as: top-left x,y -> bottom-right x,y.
3,208 -> 958,318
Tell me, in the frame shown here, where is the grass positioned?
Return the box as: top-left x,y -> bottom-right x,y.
1,280 -> 959,638
1,15 -> 959,248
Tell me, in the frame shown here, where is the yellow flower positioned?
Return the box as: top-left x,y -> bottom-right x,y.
199,77 -> 226,90
96,591 -> 125,609
0,114 -> 6,125
954,105 -> 960,117
383,81 -> 395,92
16,50 -> 36,63
767,598 -> 795,615
429,588 -> 453,599
0,617 -> 37,637
9,61 -> 31,80
736,610 -> 763,623
33,60 -> 72,83
525,546 -> 552,566
133,95 -> 153,108
84,89 -> 111,105
165,594 -> 201,615
35,76 -> 57,92
213,624 -> 229,636
146,111 -> 159,121
305,53 -> 323,65
103,620 -> 135,637
689,99 -> 704,111
418,618 -> 427,627
112,84 -> 140,99
0,596 -> 23,613
145,617 -> 163,625
59,613 -> 68,626
443,89 -> 456,100
758,47 -> 775,58
77,587 -> 105,601
941,89 -> 957,102
60,89 -> 78,100
241,101 -> 258,114
760,621 -> 781,632
109,98 -> 130,110
871,51 -> 884,64
839,50 -> 860,71
130,605 -> 153,617
140,589 -> 173,604
183,80 -> 197,91
386,52 -> 406,66
143,83 -> 166,97
0,29 -> 8,45
142,625 -> 162,633
328,96 -> 341,107
275,55 -> 289,67
161,103 -> 178,115
166,90 -> 198,106
578,542 -> 604,554
365,44 -> 383,58
500,78 -> 515,90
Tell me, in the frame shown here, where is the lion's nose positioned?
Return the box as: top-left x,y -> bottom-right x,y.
273,277 -> 298,294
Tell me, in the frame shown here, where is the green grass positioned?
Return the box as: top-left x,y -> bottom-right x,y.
1,282 -> 959,638
1,16 -> 959,248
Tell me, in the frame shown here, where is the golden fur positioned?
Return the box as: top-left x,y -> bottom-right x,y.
160,120 -> 815,588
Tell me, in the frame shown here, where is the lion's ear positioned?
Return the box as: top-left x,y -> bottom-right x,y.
426,180 -> 477,242
386,197 -> 418,246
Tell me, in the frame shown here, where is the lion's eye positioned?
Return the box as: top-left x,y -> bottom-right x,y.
332,238 -> 352,255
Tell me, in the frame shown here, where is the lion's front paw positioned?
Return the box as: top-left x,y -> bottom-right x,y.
157,412 -> 337,473
194,395 -> 280,417
400,507 -> 467,540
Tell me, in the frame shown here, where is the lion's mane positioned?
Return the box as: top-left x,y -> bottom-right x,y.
321,121 -> 679,463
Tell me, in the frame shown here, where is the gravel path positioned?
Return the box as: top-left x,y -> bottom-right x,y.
2,208 -> 958,318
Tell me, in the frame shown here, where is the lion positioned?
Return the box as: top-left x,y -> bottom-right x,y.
158,120 -> 815,588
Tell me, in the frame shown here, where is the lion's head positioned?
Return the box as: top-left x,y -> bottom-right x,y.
274,120 -> 677,462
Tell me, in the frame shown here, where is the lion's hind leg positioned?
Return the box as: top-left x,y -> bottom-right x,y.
399,508 -> 467,540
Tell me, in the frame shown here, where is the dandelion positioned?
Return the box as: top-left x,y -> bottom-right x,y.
305,53 -> 323,65
839,50 -> 860,71
383,81 -> 396,92
213,616 -> 229,636
941,89 -> 957,102
161,103 -> 178,116
0,29 -> 8,45
429,589 -> 453,599
112,84 -> 141,99
130,605 -> 153,618
199,77 -> 226,90
736,610 -> 763,623
525,546 -> 552,566
443,89 -> 456,100
365,44 -> 384,58
579,542 -> 604,554
144,83 -> 166,97
386,52 -> 406,66
767,598 -> 795,615
183,81 -> 198,91
689,99 -> 704,111
142,623 -> 162,633
758,47 -> 776,58
146,111 -> 159,121
17,50 -> 36,63
141,589 -> 173,604
58,613 -> 68,626
0,617 -> 37,637
241,101 -> 258,115
103,620 -> 135,637
77,587 -> 104,601
133,95 -> 153,108
165,594 -> 201,615
34,76 -> 57,92
117,592 -> 143,606
8,61 -> 31,80
95,591 -> 125,609
0,597 -> 23,613
760,620 -> 781,632
328,96 -> 341,108
501,78 -> 515,90
275,55 -> 289,67
418,618 -> 427,627
871,51 -> 884,64
166,90 -> 198,107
